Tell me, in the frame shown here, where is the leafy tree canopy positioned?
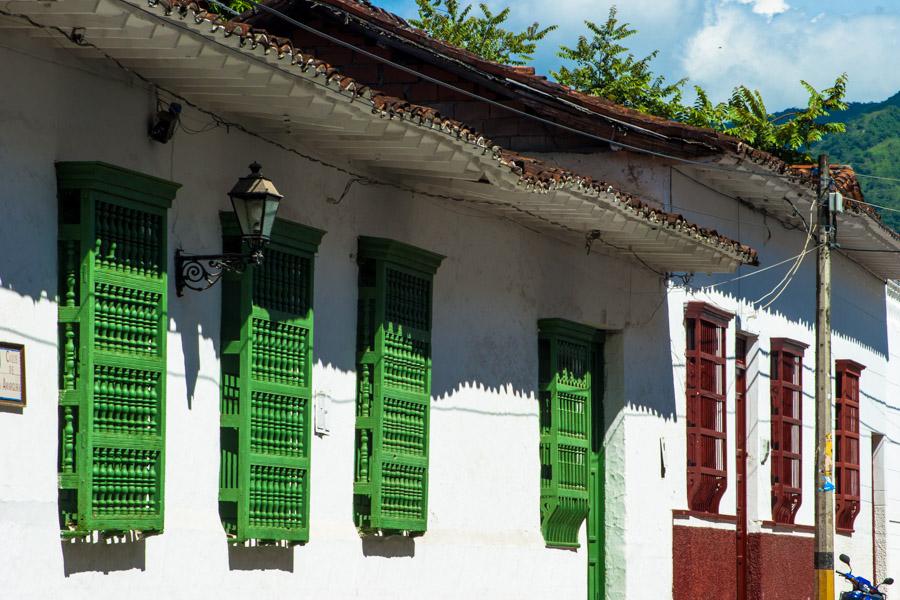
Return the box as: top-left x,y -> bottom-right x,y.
718,77 -> 848,163
215,0 -> 850,164
409,0 -> 556,66
552,7 -> 848,162
213,0 -> 253,14
552,7 -> 686,121
411,2 -> 847,162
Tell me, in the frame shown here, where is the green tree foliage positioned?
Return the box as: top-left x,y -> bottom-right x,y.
552,7 -> 686,120
211,0 -> 253,15
552,7 -> 848,162
409,0 -> 556,65
722,76 -> 848,162
681,87 -> 731,130
411,1 -> 894,230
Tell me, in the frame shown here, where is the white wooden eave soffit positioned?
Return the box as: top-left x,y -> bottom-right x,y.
0,0 -> 754,274
678,161 -> 900,281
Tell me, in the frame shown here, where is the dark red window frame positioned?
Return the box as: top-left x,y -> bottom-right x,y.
685,302 -> 733,514
735,335 -> 750,600
836,359 -> 865,533
770,338 -> 808,524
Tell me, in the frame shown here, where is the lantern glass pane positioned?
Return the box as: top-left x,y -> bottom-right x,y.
246,198 -> 266,237
230,195 -> 252,238
260,197 -> 280,239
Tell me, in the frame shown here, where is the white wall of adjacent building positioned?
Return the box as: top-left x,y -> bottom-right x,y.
538,148 -> 900,599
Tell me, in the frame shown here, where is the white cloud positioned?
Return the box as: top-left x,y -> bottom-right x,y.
483,0 -> 701,48
390,0 -> 900,108
682,5 -> 900,107
485,0 -> 692,25
482,0 -> 704,81
737,0 -> 790,18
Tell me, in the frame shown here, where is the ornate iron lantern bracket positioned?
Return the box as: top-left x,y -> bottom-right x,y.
173,162 -> 282,297
174,248 -> 263,296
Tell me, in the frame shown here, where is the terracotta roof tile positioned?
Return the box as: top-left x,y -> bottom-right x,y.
158,0 -> 757,265
257,0 -> 896,239
789,164 -> 870,212
254,0 -> 739,152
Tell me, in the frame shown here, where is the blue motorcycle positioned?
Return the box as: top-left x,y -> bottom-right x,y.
838,553 -> 893,599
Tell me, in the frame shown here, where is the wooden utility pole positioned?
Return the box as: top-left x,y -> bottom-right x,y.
814,153 -> 834,600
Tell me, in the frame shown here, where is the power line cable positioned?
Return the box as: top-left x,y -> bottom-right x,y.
754,195 -> 817,310
855,173 -> 900,184
3,4 -> 712,276
674,168 -> 810,235
254,0 -> 898,269
844,196 -> 900,215
0,7 -> 596,243
753,246 -> 811,309
6,2 -> 895,279
227,0 -> 900,205
15,0 -> 899,227
756,255 -> 808,310
13,0 -> 900,204
197,0 -> 825,184
238,0 -> 900,230
701,244 -> 822,290
833,245 -> 900,254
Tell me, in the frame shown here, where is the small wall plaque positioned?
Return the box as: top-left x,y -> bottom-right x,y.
0,343 -> 26,408
314,392 -> 330,436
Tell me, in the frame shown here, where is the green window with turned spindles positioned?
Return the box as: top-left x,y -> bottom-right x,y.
353,237 -> 444,537
218,213 -> 324,544
538,319 -> 600,549
56,162 -> 180,538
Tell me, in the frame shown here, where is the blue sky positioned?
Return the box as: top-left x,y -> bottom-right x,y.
376,0 -> 900,109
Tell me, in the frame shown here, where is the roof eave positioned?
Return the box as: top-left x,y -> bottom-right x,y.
0,0 -> 756,273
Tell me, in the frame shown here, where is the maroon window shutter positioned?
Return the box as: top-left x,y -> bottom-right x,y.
685,302 -> 733,514
770,338 -> 808,524
835,360 -> 865,533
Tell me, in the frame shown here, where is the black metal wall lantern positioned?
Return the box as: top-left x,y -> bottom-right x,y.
175,162 -> 283,296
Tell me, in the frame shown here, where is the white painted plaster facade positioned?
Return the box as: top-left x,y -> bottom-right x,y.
3,28 -> 900,600
0,43 -> 667,599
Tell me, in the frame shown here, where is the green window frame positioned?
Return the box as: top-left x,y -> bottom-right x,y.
353,237 -> 444,537
218,213 -> 324,544
538,319 -> 599,548
57,162 -> 180,538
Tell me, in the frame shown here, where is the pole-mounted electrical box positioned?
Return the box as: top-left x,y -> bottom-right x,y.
829,191 -> 845,214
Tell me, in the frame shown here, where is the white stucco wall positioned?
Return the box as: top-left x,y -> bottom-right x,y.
0,43 -> 673,599
4,31 -> 900,600
668,164 -> 898,600
884,284 -> 900,584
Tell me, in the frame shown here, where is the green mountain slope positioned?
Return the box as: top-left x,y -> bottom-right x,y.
811,94 -> 900,232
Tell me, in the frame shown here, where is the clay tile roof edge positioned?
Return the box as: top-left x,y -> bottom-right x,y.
152,0 -> 758,266
265,0 -> 898,243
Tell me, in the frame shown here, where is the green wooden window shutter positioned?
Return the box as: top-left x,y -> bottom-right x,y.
353,237 -> 444,537
56,162 -> 180,538
218,214 -> 325,544
538,319 -> 598,548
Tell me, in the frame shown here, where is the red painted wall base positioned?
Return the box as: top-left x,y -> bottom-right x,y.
673,525 -> 737,600
673,525 -> 813,600
746,532 -> 813,600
